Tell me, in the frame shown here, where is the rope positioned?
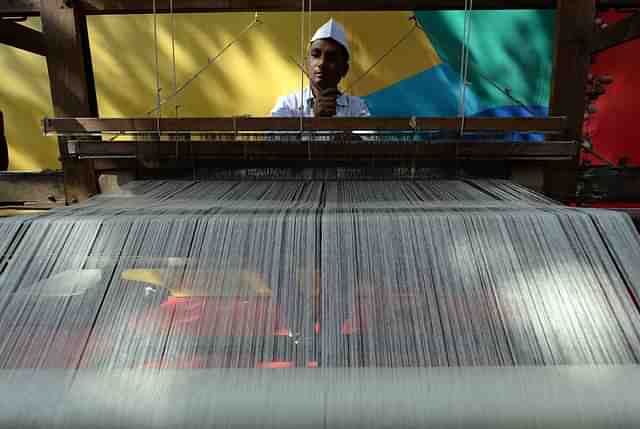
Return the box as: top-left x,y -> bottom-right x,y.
307,0 -> 312,160
147,14 -> 262,116
458,0 -> 473,137
299,0 -> 306,136
152,0 -> 161,136
170,0 -> 179,118
346,17 -> 418,93
169,0 -> 180,159
413,18 -> 536,117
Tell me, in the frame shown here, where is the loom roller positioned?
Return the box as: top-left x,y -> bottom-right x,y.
1,367 -> 639,429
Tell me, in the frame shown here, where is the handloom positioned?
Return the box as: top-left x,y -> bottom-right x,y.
1,179 -> 640,427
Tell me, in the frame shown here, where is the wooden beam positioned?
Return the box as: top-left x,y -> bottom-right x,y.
592,12 -> 640,53
548,0 -> 595,201
40,0 -> 99,203
40,1 -> 97,117
550,0 -> 595,141
0,0 -> 39,17
4,0 -> 640,17
0,111 -> 7,171
597,0 -> 640,8
71,140 -> 579,162
73,0 -> 560,13
2,0 -> 559,16
0,171 -> 65,204
0,19 -> 46,55
43,116 -> 569,134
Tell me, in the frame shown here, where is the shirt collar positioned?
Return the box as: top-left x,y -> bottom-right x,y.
303,87 -> 348,108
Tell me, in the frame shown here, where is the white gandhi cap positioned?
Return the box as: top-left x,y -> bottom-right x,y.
310,18 -> 350,58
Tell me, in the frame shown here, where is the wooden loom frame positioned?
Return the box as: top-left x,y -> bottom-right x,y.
1,1 -> 640,203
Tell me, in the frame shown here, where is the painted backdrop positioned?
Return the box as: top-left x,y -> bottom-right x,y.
0,10 -> 555,170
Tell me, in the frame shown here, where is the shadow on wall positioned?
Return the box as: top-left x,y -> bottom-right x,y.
87,12 -> 439,119
0,18 -> 58,171
406,10 -> 555,116
0,12 -> 437,170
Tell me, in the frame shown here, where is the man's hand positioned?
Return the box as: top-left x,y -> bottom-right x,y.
314,88 -> 340,117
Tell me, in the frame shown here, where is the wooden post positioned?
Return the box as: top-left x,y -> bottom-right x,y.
546,0 -> 596,201
40,0 -> 99,203
0,111 -> 8,171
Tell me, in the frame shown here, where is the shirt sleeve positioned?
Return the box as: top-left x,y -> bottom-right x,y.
271,96 -> 297,117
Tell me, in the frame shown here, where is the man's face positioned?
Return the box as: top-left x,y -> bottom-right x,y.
306,38 -> 349,91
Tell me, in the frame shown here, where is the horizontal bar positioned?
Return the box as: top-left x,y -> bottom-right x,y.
71,140 -> 579,161
44,117 -> 569,134
71,0 -> 560,13
592,12 -> 640,53
2,0 -> 556,17
0,0 -> 39,17
598,0 -> 640,8
2,367 -> 639,428
0,171 -> 65,204
0,203 -> 63,210
4,0 -> 640,17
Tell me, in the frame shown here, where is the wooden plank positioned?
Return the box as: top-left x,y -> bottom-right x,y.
1,0 -> 558,16
0,0 -> 39,17
0,171 -> 65,203
578,168 -> 640,202
0,203 -> 63,210
72,140 -> 579,161
0,19 -> 46,55
44,116 -> 569,133
598,0 -> 640,7
547,0 -> 595,201
40,0 -> 99,203
40,1 -> 97,118
592,12 -> 640,53
0,208 -> 54,217
4,0 -> 640,17
75,0 -> 559,13
550,0 -> 595,141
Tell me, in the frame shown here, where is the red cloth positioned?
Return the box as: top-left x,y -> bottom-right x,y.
585,11 -> 640,166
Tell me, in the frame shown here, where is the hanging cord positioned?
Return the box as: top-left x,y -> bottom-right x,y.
110,12 -> 261,143
458,0 -> 473,137
299,0 -> 306,139
306,0 -> 312,160
455,0 -> 473,177
413,19 -> 536,117
473,68 -> 536,116
346,16 -> 419,93
146,13 -> 262,115
152,0 -> 162,137
170,0 -> 179,118
169,0 -> 180,159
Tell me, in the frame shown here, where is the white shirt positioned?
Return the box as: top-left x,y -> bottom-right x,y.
271,87 -> 370,117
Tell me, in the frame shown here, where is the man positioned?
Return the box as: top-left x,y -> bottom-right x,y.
271,18 -> 370,118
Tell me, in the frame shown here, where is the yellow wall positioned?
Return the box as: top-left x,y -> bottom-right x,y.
0,12 -> 439,171
0,19 -> 57,171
